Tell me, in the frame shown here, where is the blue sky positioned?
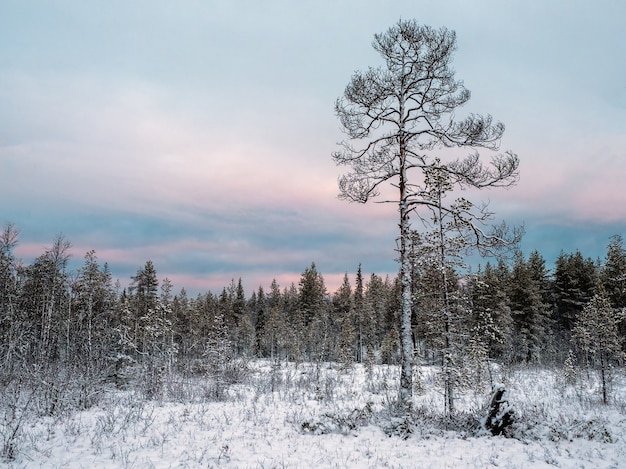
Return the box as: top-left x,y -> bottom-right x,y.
1,0 -> 625,295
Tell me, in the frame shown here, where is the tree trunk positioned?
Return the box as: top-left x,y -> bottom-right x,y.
398,132 -> 414,403
600,352 -> 607,404
399,255 -> 413,402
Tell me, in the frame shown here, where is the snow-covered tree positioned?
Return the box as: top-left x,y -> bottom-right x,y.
203,307 -> 233,394
364,272 -> 387,354
508,251 -> 552,363
600,235 -> 626,346
554,250 -> 598,337
333,19 -> 519,401
571,287 -> 624,404
469,262 -> 513,361
18,235 -> 71,366
128,260 -> 159,359
251,286 -> 267,356
0,223 -> 21,370
298,263 -> 329,361
72,250 -> 115,368
333,273 -> 356,366
353,264 -> 366,362
260,279 -> 287,362
283,283 -> 304,363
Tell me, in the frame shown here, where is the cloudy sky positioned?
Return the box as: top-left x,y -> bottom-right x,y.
1,0 -> 625,295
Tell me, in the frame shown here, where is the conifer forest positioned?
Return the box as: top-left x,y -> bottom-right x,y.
3,224 -> 626,386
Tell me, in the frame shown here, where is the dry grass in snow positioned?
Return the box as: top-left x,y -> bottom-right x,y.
2,360 -> 625,468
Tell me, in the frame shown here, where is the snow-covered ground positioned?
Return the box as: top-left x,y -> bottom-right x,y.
2,361 -> 625,468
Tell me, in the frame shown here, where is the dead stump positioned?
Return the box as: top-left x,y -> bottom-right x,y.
483,384 -> 514,436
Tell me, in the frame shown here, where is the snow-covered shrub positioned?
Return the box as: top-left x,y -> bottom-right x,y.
300,402 -> 373,435
0,381 -> 29,461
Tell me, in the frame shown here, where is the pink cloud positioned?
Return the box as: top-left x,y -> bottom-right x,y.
473,132 -> 626,225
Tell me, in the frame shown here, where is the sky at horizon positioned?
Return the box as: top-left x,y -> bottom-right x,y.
1,0 -> 625,296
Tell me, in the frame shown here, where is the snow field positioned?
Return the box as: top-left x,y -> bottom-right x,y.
2,361 -> 625,468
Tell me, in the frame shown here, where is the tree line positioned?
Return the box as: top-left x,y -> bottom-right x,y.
1,222 -> 624,403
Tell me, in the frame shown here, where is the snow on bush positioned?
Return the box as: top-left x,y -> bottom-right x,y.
1,361 -> 624,468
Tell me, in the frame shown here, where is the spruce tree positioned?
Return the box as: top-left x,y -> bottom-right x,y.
600,235 -> 626,347
130,260 -> 159,317
333,273 -> 356,365
354,264 -> 365,362
571,287 -> 624,404
601,235 -> 626,307
508,251 -> 551,363
554,250 -> 598,337
252,286 -> 267,356
73,250 -> 115,369
364,273 -> 386,355
298,263 -> 329,361
129,261 -> 159,359
203,306 -> 233,395
218,286 -> 235,349
232,278 -> 247,328
284,283 -> 304,363
469,262 -> 513,361
171,288 -> 188,356
261,279 -> 287,362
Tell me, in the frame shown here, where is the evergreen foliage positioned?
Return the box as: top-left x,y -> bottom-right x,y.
0,220 -> 625,413
333,273 -> 356,366
600,235 -> 626,348
508,251 -> 552,363
571,286 -> 624,404
554,250 -> 597,336
469,262 -> 513,361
